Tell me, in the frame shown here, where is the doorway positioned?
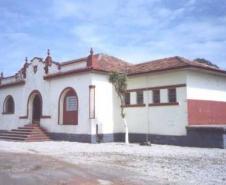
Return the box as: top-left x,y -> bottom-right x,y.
32,94 -> 42,124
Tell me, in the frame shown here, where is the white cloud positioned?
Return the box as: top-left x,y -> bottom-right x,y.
1,0 -> 226,75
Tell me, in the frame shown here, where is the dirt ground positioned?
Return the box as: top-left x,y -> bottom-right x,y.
0,152 -> 155,185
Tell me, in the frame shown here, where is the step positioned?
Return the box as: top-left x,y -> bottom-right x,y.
0,136 -> 26,141
0,133 -> 28,138
18,127 -> 39,130
11,129 -> 46,134
0,124 -> 51,142
23,125 -> 41,128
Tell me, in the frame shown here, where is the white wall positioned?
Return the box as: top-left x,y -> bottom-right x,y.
41,72 -> 91,134
0,58 -> 92,135
90,73 -> 124,135
187,70 -> 226,102
126,70 -> 188,136
127,70 -> 186,89
89,70 -> 188,136
60,61 -> 87,72
0,86 -> 26,130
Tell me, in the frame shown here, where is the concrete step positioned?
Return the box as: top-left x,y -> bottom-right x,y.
0,135 -> 26,141
0,124 -> 51,142
12,129 -> 32,132
0,133 -> 28,138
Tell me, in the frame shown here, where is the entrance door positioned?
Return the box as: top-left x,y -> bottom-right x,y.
32,95 -> 42,124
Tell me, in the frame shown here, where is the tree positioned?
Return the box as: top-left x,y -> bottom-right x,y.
109,71 -> 129,144
194,58 -> 219,69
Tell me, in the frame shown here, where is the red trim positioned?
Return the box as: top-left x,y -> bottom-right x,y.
2,112 -> 14,115
0,80 -> 25,89
127,84 -> 186,92
123,104 -> 146,108
89,85 -> 95,119
19,115 -> 51,119
58,87 -> 79,125
149,102 -> 179,106
2,75 -> 16,79
41,115 -> 51,119
19,116 -> 28,119
188,99 -> 226,125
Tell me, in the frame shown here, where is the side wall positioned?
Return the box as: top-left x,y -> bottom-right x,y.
126,70 -> 188,136
187,70 -> 226,125
41,73 -> 91,135
0,86 -> 26,130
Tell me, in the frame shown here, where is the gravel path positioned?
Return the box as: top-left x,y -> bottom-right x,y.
0,141 -> 225,185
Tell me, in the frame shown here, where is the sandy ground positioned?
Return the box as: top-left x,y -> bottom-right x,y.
0,141 -> 225,185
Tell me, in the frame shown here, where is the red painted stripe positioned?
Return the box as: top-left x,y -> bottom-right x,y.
188,99 -> 226,125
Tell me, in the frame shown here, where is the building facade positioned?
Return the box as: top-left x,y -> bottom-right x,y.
0,50 -> 226,148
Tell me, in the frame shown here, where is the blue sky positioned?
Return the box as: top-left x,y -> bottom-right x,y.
0,0 -> 226,75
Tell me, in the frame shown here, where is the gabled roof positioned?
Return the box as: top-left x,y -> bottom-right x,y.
50,55 -> 226,78
2,52 -> 226,83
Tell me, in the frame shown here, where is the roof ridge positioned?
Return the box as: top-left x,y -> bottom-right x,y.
173,56 -> 193,66
98,53 -> 132,65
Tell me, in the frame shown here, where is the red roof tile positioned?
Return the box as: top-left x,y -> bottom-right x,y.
127,56 -> 225,75
91,54 -> 131,73
59,55 -> 226,76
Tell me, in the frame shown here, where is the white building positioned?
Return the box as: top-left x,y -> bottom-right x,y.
0,49 -> 225,148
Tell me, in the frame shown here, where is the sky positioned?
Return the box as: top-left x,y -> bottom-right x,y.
0,0 -> 226,75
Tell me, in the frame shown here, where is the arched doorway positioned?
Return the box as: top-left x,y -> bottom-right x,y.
28,90 -> 42,125
32,94 -> 42,124
58,87 -> 78,125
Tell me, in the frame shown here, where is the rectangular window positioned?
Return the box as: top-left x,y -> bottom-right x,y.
153,89 -> 160,104
89,85 -> 95,119
168,88 -> 177,103
136,91 -> 143,104
125,92 -> 130,105
66,96 -> 77,111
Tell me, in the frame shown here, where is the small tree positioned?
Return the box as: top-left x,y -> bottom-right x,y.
194,58 -> 219,69
109,71 -> 129,144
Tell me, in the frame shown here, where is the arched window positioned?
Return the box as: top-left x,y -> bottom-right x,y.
58,87 -> 78,125
3,95 -> 15,114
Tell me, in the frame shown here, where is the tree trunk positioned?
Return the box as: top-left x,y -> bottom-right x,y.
123,118 -> 129,144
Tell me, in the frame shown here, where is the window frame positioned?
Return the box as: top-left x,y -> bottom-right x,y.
3,95 -> 15,114
124,92 -> 130,105
152,89 -> 160,104
168,88 -> 177,103
136,91 -> 144,105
